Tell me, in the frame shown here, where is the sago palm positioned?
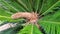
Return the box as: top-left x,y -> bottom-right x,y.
0,0 -> 60,34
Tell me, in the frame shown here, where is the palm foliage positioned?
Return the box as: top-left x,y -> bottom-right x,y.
0,0 -> 60,34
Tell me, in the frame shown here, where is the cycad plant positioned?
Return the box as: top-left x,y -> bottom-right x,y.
0,0 -> 60,34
